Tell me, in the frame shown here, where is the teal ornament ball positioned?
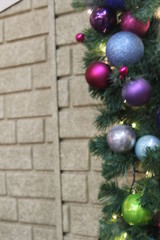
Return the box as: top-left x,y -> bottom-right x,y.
106,32 -> 144,66
135,135 -> 160,160
122,194 -> 152,226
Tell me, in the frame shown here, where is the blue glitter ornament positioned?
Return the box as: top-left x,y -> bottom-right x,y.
106,32 -> 144,66
105,0 -> 125,9
135,135 -> 160,160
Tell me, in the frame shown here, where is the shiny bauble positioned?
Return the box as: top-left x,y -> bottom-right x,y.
122,194 -> 152,226
157,108 -> 160,129
107,125 -> 136,153
85,62 -> 112,90
121,12 -> 150,37
90,7 -> 117,34
105,0 -> 125,9
76,33 -> 85,43
122,78 -> 151,107
135,135 -> 160,160
106,32 -> 144,66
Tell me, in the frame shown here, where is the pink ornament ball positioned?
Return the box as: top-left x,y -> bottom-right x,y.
121,12 -> 150,37
85,62 -> 112,90
76,33 -> 85,43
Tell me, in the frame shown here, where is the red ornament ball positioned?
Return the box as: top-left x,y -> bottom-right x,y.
121,12 -> 150,37
76,33 -> 85,43
85,62 -> 112,90
119,66 -> 128,79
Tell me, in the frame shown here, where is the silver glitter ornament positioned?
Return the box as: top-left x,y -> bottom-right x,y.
107,125 -> 136,153
106,31 -> 144,66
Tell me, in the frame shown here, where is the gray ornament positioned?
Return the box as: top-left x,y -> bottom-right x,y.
106,31 -> 144,66
107,125 -> 136,153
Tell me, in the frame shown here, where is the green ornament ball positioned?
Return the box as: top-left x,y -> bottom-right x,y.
122,194 -> 152,226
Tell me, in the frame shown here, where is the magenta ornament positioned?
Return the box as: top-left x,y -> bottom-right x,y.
85,62 -> 112,90
121,12 -> 150,37
122,78 -> 151,107
90,7 -> 117,34
76,33 -> 85,43
119,66 -> 128,79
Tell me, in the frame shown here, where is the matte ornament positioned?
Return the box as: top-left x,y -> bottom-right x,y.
135,135 -> 160,160
119,66 -> 128,79
105,0 -> 125,9
107,125 -> 136,153
122,194 -> 152,226
106,32 -> 144,66
122,78 -> 151,107
121,12 -> 150,37
156,108 -> 160,129
76,33 -> 85,43
85,62 -> 112,90
90,7 -> 117,34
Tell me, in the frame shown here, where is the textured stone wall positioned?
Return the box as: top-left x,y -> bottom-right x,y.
0,0 -> 102,239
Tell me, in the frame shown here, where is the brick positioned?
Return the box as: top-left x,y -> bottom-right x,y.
0,0 -> 31,17
88,173 -> 103,204
0,146 -> 31,170
6,90 -> 52,118
62,173 -> 87,202
55,0 -> 73,14
70,76 -> 100,106
5,9 -> 49,41
45,118 -> 54,142
58,79 -> 69,107
0,97 -> 4,119
57,47 -> 71,77
17,119 -> 44,143
71,206 -> 100,237
0,198 -> 17,221
18,199 -> 56,225
63,205 -> 70,233
72,45 -> 85,75
0,223 -> 31,240
61,140 -> 89,171
33,227 -> 56,240
91,156 -> 101,172
56,12 -> 89,45
64,236 -> 97,240
0,67 -> 31,94
32,62 -> 51,89
59,108 -> 97,138
33,144 -> 54,170
0,21 -> 3,43
0,121 -> 15,144
0,173 -> 6,195
0,38 -> 46,68
7,173 -> 55,198
33,0 -> 48,8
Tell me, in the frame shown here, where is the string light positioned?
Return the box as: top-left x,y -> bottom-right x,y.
124,233 -> 128,239
132,122 -> 137,128
146,171 -> 152,178
124,100 -> 127,103
120,121 -> 124,125
87,9 -> 92,15
112,214 -> 117,220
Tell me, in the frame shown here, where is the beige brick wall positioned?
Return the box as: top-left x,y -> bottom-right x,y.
0,0 -> 102,239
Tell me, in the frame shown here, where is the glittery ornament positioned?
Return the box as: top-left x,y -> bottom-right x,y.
105,0 -> 125,9
85,62 -> 112,90
119,66 -> 128,79
121,12 -> 150,37
90,7 -> 117,34
76,33 -> 85,43
107,125 -> 136,153
122,194 -> 152,226
106,32 -> 144,66
135,135 -> 160,160
122,78 -> 151,106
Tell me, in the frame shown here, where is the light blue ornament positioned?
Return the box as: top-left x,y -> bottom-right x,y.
135,135 -> 160,160
106,32 -> 144,66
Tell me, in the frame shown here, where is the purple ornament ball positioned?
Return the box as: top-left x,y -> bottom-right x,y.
85,62 -> 112,90
122,78 -> 151,107
90,7 -> 117,34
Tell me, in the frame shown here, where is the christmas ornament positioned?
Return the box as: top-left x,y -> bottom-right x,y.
105,0 -> 125,9
122,194 -> 152,226
107,125 -> 136,153
135,135 -> 160,160
122,78 -> 151,107
106,32 -> 144,66
76,33 -> 85,43
156,108 -> 160,129
85,62 -> 112,90
90,7 -> 117,34
121,12 -> 150,37
119,66 -> 128,79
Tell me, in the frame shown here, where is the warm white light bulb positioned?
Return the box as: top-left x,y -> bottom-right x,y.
112,214 -> 117,220
87,9 -> 92,15
132,123 -> 136,128
124,233 -> 128,239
